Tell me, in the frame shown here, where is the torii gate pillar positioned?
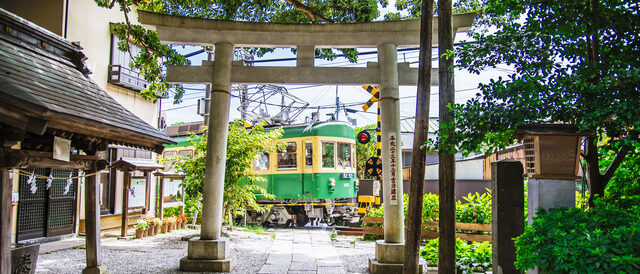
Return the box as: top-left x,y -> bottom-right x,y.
180,42 -> 235,272
369,43 -> 406,273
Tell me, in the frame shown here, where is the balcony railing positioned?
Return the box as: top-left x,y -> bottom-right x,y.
107,65 -> 148,91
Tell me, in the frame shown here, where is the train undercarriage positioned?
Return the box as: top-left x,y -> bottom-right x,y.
241,198 -> 360,227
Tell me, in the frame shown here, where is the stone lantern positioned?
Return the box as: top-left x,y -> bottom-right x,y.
514,124 -> 587,179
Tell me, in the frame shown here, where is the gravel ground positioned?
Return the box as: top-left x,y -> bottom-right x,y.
36,228 -> 273,274
332,235 -> 376,274
332,233 -> 428,273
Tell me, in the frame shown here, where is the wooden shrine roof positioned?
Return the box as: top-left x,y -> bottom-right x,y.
0,8 -> 175,153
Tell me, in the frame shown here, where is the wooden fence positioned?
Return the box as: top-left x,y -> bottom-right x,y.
362,216 -> 492,242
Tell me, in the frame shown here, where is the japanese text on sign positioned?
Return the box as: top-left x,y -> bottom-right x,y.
389,133 -> 398,205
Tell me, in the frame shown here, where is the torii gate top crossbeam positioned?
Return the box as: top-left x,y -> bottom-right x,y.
138,10 -> 475,48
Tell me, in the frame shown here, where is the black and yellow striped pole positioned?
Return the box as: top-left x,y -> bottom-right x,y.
362,85 -> 381,158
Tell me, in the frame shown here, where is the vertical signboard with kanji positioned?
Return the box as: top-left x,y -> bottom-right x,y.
386,132 -> 401,205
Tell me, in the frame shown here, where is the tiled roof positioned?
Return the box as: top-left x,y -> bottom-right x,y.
0,8 -> 175,151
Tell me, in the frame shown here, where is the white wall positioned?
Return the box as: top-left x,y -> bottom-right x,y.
424,158 -> 485,180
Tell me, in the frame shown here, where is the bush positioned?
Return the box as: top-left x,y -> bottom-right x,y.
514,204 -> 640,272
365,192 -> 489,224
456,191 -> 492,224
420,238 -> 492,273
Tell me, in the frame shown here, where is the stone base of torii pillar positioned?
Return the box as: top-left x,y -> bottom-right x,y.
180,238 -> 234,272
369,240 -> 415,273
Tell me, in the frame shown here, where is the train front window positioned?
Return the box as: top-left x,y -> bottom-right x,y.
178,150 -> 192,157
305,141 -> 313,169
322,142 -> 335,168
254,152 -> 270,171
337,142 -> 352,168
278,142 -> 297,169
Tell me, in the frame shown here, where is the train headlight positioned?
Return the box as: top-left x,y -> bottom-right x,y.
329,178 -> 336,187
355,179 -> 359,186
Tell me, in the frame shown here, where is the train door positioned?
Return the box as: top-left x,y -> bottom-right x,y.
302,140 -> 315,196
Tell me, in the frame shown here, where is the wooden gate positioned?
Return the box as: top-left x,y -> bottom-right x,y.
16,168 -> 78,242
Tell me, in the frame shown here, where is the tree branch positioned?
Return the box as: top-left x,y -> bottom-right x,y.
283,0 -> 334,23
602,146 -> 629,184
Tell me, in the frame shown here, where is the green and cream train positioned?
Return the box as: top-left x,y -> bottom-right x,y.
250,121 -> 359,227
162,121 -> 360,227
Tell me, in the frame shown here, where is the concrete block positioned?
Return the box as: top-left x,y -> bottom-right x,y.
179,256 -> 234,272
186,237 -> 229,260
369,258 -> 423,274
374,240 -> 405,263
82,265 -> 107,274
528,179 -> 575,224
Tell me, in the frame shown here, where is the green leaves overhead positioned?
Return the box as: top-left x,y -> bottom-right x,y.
444,0 -> 640,156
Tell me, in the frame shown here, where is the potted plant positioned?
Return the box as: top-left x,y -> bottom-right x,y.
145,216 -> 155,236
175,215 -> 183,229
179,214 -> 187,229
161,217 -> 170,233
134,219 -> 148,239
152,218 -> 162,235
168,216 -> 176,232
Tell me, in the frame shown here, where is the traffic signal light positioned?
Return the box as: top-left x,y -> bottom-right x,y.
357,130 -> 371,144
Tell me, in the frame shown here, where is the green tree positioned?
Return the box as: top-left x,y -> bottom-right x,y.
173,120 -> 282,217
355,124 -> 377,179
435,0 -> 640,206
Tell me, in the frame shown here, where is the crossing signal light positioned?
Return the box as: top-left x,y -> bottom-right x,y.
365,156 -> 382,177
357,130 -> 371,144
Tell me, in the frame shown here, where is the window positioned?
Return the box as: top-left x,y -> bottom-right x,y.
277,142 -> 297,169
337,143 -> 352,169
162,150 -> 176,170
322,142 -> 335,168
305,142 -> 313,168
403,151 -> 413,168
108,34 -> 148,91
253,153 -> 270,171
178,149 -> 192,157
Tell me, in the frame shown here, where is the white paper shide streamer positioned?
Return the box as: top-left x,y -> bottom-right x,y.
46,173 -> 53,190
63,173 -> 73,195
28,172 -> 37,194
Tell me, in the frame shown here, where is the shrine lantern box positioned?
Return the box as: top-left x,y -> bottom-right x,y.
514,124 -> 588,179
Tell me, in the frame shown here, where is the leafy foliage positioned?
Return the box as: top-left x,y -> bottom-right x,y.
173,120 -> 282,217
428,0 -> 640,204
514,204 -> 640,272
420,238 -> 492,273
365,192 -> 487,224
455,191 -> 491,224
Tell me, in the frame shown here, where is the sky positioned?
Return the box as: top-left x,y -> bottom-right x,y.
160,3 -> 512,129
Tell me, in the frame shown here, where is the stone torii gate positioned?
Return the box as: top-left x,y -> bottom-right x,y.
139,10 -> 473,272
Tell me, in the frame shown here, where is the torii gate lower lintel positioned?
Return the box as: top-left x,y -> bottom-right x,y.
138,10 -> 474,273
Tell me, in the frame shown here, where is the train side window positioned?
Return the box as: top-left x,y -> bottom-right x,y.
305,141 -> 313,169
178,150 -> 192,157
278,142 -> 297,169
337,142 -> 352,168
162,151 -> 176,169
322,142 -> 335,168
351,144 -> 356,168
254,152 -> 270,171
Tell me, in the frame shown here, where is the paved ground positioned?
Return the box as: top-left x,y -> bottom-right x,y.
35,227 -> 374,273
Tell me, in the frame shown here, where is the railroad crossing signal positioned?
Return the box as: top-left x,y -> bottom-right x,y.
361,85 -> 379,112
357,130 -> 371,144
365,156 -> 382,177
361,85 -> 382,157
